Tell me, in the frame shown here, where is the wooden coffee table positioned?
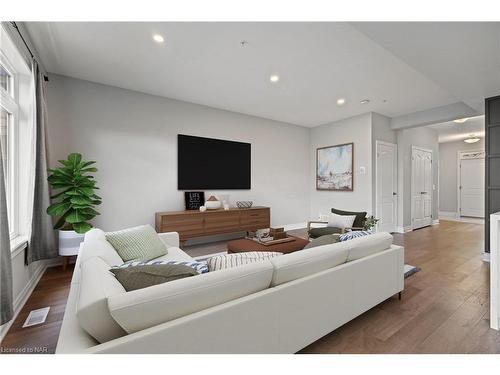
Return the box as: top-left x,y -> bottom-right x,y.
227,236 -> 309,254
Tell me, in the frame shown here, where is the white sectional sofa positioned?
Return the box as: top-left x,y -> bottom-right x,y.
56,229 -> 404,353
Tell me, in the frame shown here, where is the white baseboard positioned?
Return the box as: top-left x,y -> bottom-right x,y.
0,257 -> 62,343
439,211 -> 459,219
395,226 -> 412,234
482,252 -> 491,263
432,219 -> 440,225
282,222 -> 307,231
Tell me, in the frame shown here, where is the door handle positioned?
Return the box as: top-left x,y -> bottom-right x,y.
393,192 -> 397,196
420,192 -> 427,194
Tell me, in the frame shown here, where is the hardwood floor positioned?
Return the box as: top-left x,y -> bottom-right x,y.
1,220 -> 498,354
0,265 -> 74,354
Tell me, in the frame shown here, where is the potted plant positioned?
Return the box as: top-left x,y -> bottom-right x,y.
363,216 -> 379,232
47,153 -> 101,256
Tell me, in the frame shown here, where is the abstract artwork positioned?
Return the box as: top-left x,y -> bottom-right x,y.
316,142 -> 353,191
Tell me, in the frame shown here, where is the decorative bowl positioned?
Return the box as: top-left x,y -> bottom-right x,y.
205,200 -> 222,210
236,201 -> 253,209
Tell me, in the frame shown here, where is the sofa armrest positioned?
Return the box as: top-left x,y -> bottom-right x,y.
158,232 -> 180,248
307,221 -> 328,231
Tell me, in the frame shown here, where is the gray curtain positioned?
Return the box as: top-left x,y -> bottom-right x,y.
26,60 -> 58,264
0,139 -> 14,325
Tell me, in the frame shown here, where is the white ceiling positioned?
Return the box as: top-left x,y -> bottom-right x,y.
24,22 -> 500,127
426,115 -> 485,143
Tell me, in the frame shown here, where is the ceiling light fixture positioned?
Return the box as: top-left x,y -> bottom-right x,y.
454,118 -> 468,124
360,99 -> 370,104
153,34 -> 165,43
269,74 -> 280,83
464,134 -> 480,144
337,98 -> 346,106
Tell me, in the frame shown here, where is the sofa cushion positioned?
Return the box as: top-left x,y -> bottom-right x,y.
339,230 -> 372,242
115,259 -> 209,274
79,229 -> 124,267
347,232 -> 393,261
303,234 -> 340,249
207,251 -> 283,271
76,257 -> 127,343
108,261 -> 274,333
105,225 -> 167,262
153,246 -> 195,263
308,226 -> 343,239
331,208 -> 367,228
270,241 -> 350,286
110,264 -> 198,292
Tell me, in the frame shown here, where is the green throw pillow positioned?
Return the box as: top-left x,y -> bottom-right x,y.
105,225 -> 167,262
110,264 -> 197,291
303,234 -> 340,249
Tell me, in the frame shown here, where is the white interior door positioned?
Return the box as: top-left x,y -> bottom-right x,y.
376,141 -> 397,232
412,147 -> 433,229
460,155 -> 485,218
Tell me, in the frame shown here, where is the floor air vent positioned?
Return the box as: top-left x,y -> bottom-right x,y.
22,307 -> 50,328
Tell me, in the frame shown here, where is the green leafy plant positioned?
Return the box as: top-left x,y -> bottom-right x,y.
46,153 -> 101,234
363,215 -> 379,231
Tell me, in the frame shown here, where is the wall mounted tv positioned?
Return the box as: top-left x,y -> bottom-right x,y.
177,134 -> 251,190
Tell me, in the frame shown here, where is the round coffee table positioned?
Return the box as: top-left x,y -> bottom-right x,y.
227,236 -> 309,254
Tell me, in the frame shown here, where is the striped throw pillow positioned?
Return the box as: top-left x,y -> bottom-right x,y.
207,251 -> 282,272
113,259 -> 209,274
105,225 -> 167,262
339,230 -> 372,242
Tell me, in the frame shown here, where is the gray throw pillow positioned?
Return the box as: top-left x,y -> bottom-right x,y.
303,234 -> 340,249
110,264 -> 197,291
106,225 -> 167,262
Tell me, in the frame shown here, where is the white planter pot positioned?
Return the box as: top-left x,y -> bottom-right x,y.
59,230 -> 85,256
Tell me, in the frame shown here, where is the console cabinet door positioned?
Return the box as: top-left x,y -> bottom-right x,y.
204,211 -> 241,235
240,208 -> 270,231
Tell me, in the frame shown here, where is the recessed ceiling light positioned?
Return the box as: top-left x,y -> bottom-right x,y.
269,74 -> 280,83
337,98 -> 346,106
360,99 -> 370,104
454,118 -> 468,123
464,134 -> 480,143
153,34 -> 164,43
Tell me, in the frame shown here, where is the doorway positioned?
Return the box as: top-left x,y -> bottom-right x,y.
458,150 -> 485,218
411,146 -> 433,229
375,141 -> 398,233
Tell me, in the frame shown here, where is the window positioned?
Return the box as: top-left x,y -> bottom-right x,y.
0,52 -> 20,240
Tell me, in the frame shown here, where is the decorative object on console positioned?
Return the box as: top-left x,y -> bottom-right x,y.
316,142 -> 353,191
236,200 -> 253,208
205,195 -> 222,210
207,251 -> 283,271
363,215 -> 379,231
199,205 -> 206,212
46,152 -> 102,270
184,191 -> 205,210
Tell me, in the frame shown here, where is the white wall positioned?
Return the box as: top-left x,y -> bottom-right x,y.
439,138 -> 485,214
309,113 -> 373,219
397,126 -> 439,228
45,75 -> 311,232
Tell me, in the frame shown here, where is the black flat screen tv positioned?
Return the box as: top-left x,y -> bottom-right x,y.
177,134 -> 251,190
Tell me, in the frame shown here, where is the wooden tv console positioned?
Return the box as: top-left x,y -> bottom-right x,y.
155,206 -> 270,244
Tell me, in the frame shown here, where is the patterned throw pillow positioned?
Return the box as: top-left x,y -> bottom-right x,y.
339,231 -> 372,242
105,225 -> 167,262
113,259 -> 209,274
207,251 -> 283,272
